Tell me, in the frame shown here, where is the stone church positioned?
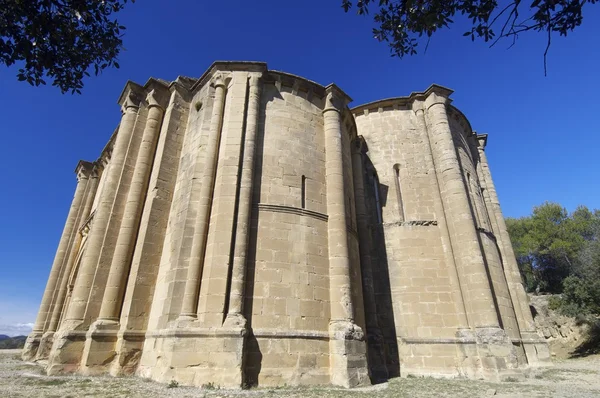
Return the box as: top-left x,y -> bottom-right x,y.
23,61 -> 550,388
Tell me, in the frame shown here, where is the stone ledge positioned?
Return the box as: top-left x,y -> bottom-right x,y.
401,337 -> 476,344
384,220 -> 438,227
251,328 -> 329,340
146,327 -> 245,339
257,203 -> 328,222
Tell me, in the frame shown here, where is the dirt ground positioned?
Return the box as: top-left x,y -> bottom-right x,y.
1,349 -> 599,398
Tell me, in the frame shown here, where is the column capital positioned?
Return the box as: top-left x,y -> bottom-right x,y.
211,73 -> 227,88
145,89 -> 164,111
352,135 -> 369,155
424,90 -> 451,110
120,91 -> 141,114
476,133 -> 488,150
90,162 -> 102,178
323,84 -> 352,114
74,160 -> 94,181
248,72 -> 263,86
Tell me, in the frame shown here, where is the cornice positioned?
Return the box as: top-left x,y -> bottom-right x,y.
189,61 -> 268,93
351,84 -> 454,114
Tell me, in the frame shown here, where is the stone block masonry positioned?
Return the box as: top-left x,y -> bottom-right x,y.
23,61 -> 551,388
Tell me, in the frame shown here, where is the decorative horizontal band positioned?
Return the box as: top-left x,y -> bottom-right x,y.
401,337 -> 476,345
401,337 -> 547,345
384,220 -> 438,227
257,204 -> 328,222
250,328 -> 330,340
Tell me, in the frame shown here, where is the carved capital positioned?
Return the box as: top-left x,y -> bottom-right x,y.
211,73 -> 226,89
121,91 -> 140,114
248,73 -> 262,87
477,134 -> 488,151
75,160 -> 93,182
145,89 -> 163,110
424,91 -> 449,110
324,91 -> 343,114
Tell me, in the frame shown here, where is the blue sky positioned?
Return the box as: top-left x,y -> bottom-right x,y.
0,0 -> 598,335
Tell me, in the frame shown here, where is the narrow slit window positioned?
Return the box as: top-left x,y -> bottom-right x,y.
394,164 -> 405,222
480,187 -> 493,228
301,175 -> 306,209
373,174 -> 382,224
467,173 -> 482,227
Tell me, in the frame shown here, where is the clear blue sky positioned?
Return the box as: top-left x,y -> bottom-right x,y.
1,0 -> 599,335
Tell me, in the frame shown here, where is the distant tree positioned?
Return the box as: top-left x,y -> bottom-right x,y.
342,0 -> 598,74
507,203 -> 588,293
559,208 -> 600,316
0,0 -> 134,93
0,335 -> 26,349
507,203 -> 600,317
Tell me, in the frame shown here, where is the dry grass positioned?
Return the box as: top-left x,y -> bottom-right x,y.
1,350 -> 599,398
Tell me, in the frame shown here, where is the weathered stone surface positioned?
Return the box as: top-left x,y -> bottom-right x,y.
25,61 -> 550,389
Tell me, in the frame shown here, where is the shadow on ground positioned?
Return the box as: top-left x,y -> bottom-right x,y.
571,319 -> 600,358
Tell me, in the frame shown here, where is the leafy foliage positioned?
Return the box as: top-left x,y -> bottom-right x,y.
507,203 -> 600,317
342,0 -> 598,73
0,0 -> 134,93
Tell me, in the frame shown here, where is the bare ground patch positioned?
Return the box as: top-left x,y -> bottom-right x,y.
1,350 -> 599,398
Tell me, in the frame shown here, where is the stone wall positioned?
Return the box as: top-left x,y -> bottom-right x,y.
23,62 -> 550,389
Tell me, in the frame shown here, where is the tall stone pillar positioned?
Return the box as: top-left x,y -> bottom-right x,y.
47,163 -> 101,334
80,89 -> 165,372
351,136 -> 388,382
180,74 -> 227,319
412,101 -> 469,330
47,92 -> 140,375
476,136 -> 550,366
224,73 -> 262,328
323,86 -> 369,388
23,160 -> 92,360
424,89 -> 518,377
63,93 -> 140,326
97,90 -> 165,323
424,90 -> 499,329
35,162 -> 100,359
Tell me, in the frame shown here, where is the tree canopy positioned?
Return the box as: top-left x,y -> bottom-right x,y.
343,0 -> 598,73
0,0 -> 133,93
507,202 -> 600,317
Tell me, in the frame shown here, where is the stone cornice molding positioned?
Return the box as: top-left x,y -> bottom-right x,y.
351,84 -> 453,114
267,71 -> 325,99
116,77 -> 170,108
190,61 -> 267,94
